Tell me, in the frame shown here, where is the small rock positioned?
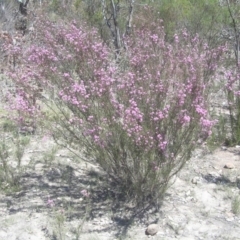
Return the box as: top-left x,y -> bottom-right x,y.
208,171 -> 221,178
191,177 -> 200,184
221,146 -> 227,151
145,224 -> 159,236
185,190 -> 191,197
224,164 -> 235,169
226,217 -> 235,222
191,197 -> 197,203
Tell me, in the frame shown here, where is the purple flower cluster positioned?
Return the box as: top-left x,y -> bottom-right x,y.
5,18 -> 225,166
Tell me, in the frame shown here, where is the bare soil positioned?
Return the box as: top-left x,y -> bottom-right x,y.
0,133 -> 239,240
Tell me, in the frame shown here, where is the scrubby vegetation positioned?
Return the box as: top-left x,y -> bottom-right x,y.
1,0 -> 240,238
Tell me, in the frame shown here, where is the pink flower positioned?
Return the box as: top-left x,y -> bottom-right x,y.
81,189 -> 90,198
47,197 -> 55,207
183,115 -> 191,124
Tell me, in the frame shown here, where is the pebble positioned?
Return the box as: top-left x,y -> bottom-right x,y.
208,171 -> 221,178
185,190 -> 191,197
192,177 -> 200,184
145,224 -> 159,236
224,164 -> 235,169
226,217 -> 235,222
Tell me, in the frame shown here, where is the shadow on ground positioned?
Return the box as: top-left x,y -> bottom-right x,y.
0,160 -> 161,239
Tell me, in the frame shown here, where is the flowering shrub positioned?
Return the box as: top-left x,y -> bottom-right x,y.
1,33 -> 41,131
6,17 -> 225,205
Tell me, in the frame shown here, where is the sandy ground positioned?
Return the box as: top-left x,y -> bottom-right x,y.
0,134 -> 239,240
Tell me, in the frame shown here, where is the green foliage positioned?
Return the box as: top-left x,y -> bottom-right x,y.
228,92 -> 240,146
155,0 -> 192,39
49,0 -> 60,12
223,1 -> 240,146
41,146 -> 58,166
52,210 -> 66,240
0,118 -> 30,193
147,0 -> 228,43
81,0 -> 102,25
232,196 -> 240,215
73,0 -> 82,10
207,114 -> 228,150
